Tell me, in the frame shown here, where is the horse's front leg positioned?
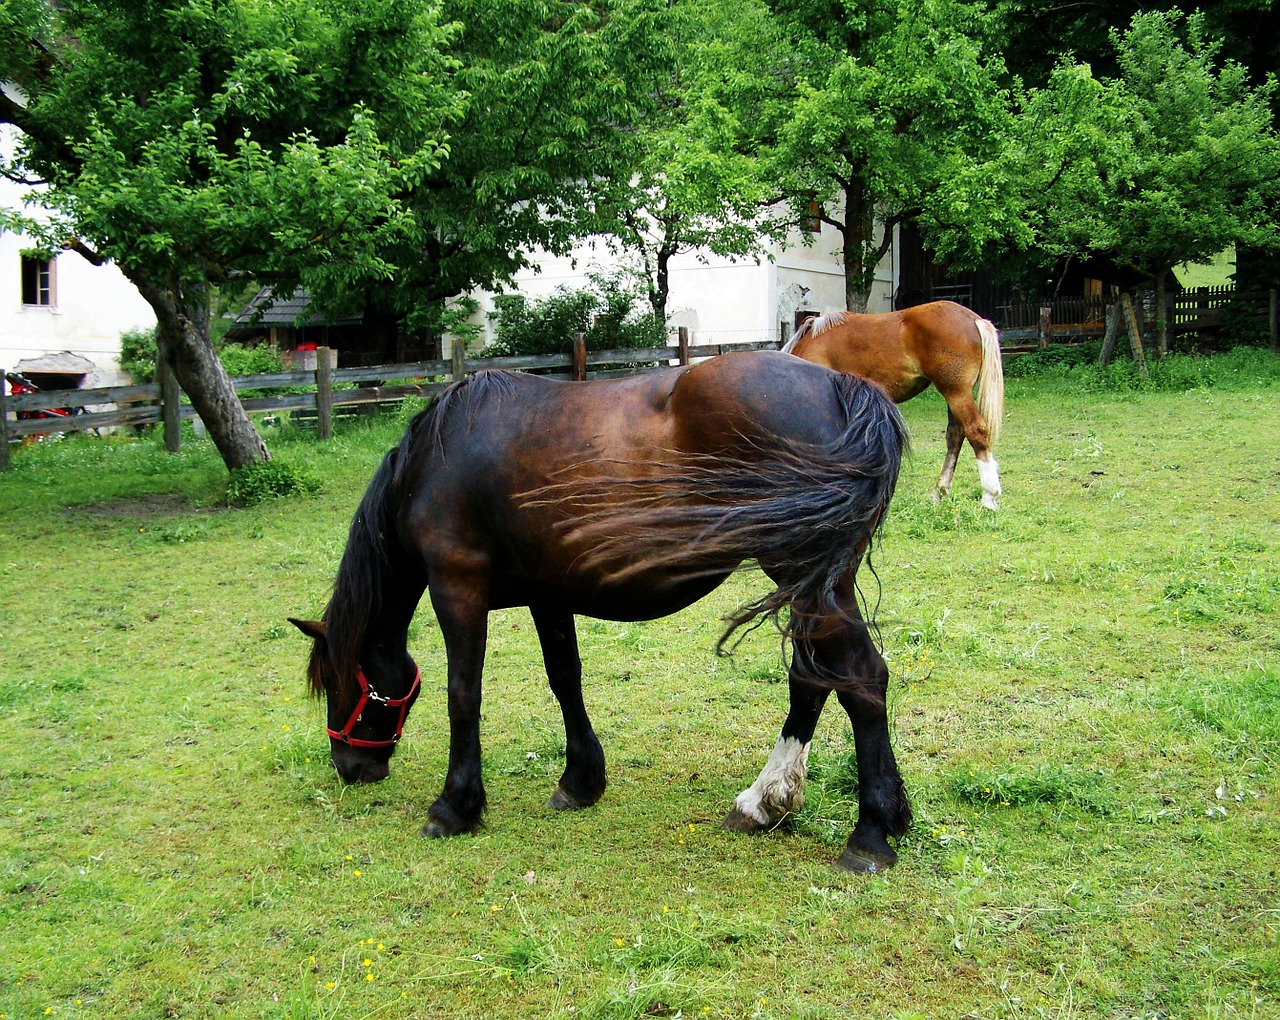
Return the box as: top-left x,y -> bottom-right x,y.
423,572 -> 490,837
724,676 -> 829,832
530,604 -> 607,811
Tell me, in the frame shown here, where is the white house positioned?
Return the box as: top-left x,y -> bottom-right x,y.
465,216 -> 899,352
1,112 -> 154,391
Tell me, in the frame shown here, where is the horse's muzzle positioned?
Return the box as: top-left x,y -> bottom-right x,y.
332,748 -> 391,785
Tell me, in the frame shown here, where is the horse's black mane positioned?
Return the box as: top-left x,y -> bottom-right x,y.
309,371 -> 517,711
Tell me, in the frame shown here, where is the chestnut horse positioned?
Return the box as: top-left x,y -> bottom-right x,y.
291,351 -> 914,872
783,300 -> 1005,509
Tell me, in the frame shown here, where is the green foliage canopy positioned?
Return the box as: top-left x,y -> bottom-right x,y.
720,0 -> 1016,309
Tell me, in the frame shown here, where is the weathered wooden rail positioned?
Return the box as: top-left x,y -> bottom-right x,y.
1,329 -> 777,467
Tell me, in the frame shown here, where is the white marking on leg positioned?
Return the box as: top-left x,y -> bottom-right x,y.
977,454 -> 1002,510
733,736 -> 810,826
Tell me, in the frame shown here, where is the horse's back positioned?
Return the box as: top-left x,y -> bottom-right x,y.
670,349 -> 867,450
790,301 -> 985,401
395,353 -> 895,618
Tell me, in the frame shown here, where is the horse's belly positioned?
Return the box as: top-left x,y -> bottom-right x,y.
488,563 -> 733,622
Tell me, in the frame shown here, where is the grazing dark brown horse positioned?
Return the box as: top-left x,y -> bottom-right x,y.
783,300 -> 1005,509
291,351 -> 914,872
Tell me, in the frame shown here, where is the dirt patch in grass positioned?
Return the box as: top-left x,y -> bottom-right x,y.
62,493 -> 227,518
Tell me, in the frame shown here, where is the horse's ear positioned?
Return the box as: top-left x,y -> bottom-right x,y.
288,617 -> 327,643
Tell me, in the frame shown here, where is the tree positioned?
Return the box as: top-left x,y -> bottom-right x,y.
1102,12 -> 1280,353
738,0 -> 1014,311
304,0 -> 672,344
1002,13 -> 1280,353
2,0 -> 458,469
997,0 -> 1280,91
588,0 -> 778,323
2,0 -> 668,471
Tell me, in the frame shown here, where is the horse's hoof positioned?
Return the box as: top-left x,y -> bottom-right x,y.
421,810 -> 479,838
835,844 -> 897,874
931,488 -> 947,505
548,785 -> 593,811
722,807 -> 770,833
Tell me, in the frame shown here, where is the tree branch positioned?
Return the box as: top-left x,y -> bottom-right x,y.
0,165 -> 49,186
61,238 -> 107,266
0,85 -> 83,172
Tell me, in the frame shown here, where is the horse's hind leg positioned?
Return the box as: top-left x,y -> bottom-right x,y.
724,677 -> 829,832
938,386 -> 1001,510
813,588 -> 911,872
933,408 -> 966,503
530,604 -> 607,811
833,670 -> 912,873
422,573 -> 490,838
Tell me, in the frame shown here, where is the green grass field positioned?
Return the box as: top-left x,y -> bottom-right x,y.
2,349 -> 1278,1020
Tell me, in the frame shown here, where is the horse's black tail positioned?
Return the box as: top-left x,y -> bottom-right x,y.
548,372 -> 907,685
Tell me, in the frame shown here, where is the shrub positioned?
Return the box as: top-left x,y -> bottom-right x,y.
480,272 -> 666,360
118,329 -> 283,385
120,326 -> 159,383
218,342 -> 284,377
226,460 -> 322,507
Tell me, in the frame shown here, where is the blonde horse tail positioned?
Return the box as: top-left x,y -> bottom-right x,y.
974,318 -> 1004,446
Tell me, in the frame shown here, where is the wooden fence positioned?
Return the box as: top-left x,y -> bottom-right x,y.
5,294 -> 1278,471
0,328 -> 774,469
999,287 -> 1279,349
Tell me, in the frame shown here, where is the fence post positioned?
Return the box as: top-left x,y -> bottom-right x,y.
677,326 -> 690,366
315,346 -> 333,441
157,359 -> 181,453
451,334 -> 467,383
0,370 -> 11,472
1119,293 -> 1150,380
1038,305 -> 1051,348
572,332 -> 587,381
1271,289 -> 1278,351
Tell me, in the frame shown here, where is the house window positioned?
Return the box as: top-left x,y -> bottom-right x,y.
21,255 -> 55,307
802,201 -> 822,234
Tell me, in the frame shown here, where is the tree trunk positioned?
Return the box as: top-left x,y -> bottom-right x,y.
1154,268 -> 1169,357
842,182 -> 872,313
651,241 -> 674,325
362,293 -> 400,366
135,272 -> 270,471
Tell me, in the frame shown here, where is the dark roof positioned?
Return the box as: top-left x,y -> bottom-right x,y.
230,288 -> 363,330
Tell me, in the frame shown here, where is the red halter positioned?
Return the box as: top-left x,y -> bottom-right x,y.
327,667 -> 421,749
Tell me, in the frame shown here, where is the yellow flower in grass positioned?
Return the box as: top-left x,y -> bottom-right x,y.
365,973 -> 375,982
363,959 -> 373,968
